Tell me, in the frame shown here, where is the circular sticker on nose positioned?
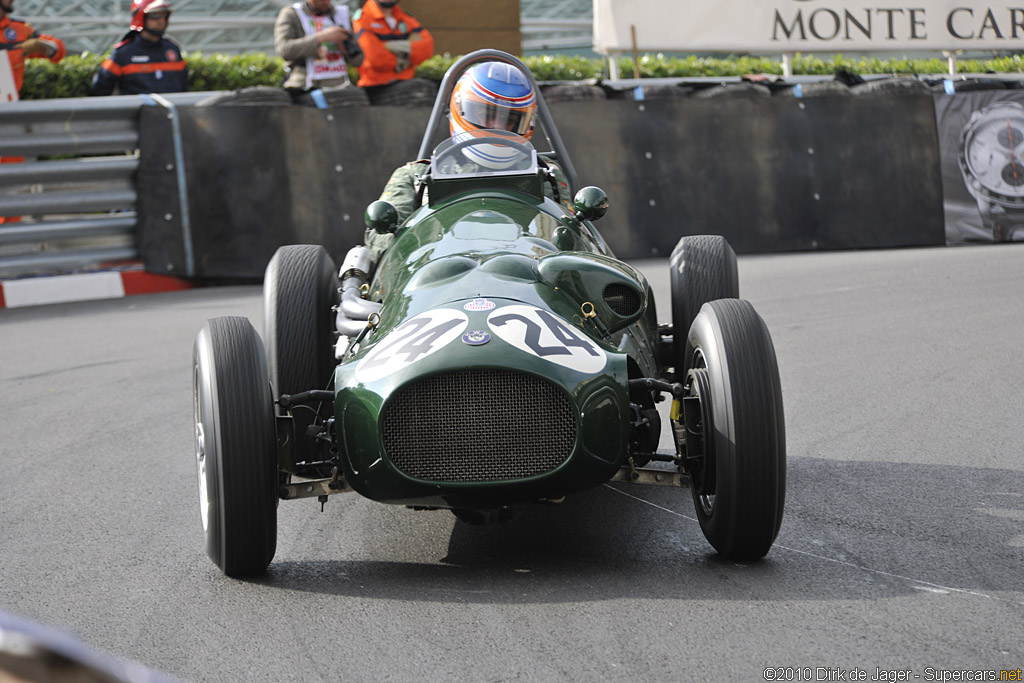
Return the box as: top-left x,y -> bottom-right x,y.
487,305 -> 605,374
462,330 -> 491,346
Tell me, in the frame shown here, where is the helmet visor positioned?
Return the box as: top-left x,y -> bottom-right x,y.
459,98 -> 533,137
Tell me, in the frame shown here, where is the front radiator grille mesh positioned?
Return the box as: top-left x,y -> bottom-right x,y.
380,369 -> 576,482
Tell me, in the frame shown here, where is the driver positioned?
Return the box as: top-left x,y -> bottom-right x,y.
365,61 -> 570,264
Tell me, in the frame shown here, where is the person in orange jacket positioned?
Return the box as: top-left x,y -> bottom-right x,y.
352,0 -> 433,90
0,0 -> 65,100
1,0 -> 66,223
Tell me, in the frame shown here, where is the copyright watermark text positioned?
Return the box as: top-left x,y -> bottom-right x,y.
763,667 -> 1022,682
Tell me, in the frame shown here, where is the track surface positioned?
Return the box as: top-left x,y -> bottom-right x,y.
1,246 -> 1022,682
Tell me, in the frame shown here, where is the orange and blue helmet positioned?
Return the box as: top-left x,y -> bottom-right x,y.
130,0 -> 173,31
449,62 -> 537,140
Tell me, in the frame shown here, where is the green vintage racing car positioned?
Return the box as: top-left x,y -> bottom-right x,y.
192,50 -> 786,576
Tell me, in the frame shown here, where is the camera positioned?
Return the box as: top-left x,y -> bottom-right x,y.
344,33 -> 362,60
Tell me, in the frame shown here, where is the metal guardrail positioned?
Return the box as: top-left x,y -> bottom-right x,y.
0,97 -> 141,276
0,93 -> 203,278
21,13 -> 594,56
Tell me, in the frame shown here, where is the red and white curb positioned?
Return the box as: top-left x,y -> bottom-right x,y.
0,269 -> 193,309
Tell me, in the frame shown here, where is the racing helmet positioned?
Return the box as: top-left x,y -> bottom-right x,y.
130,0 -> 173,31
450,62 -> 537,140
449,62 -> 538,169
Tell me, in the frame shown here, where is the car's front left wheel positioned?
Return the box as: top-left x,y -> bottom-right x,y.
668,235 -> 739,380
684,299 -> 786,560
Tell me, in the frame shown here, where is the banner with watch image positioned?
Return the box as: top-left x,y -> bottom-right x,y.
935,89 -> 1024,244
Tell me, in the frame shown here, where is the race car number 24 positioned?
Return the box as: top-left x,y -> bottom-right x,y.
356,309 -> 469,383
488,305 -> 606,374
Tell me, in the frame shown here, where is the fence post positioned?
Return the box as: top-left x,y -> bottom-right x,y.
144,94 -> 195,278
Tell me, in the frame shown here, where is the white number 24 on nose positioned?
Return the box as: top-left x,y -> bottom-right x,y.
488,305 -> 606,374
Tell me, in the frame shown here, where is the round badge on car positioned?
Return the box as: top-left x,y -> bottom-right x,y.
462,330 -> 491,345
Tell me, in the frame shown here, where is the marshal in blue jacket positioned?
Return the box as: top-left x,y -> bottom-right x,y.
90,32 -> 187,96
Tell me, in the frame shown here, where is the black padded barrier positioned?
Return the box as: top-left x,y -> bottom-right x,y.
139,104 -> 429,279
138,95 -> 946,279
555,95 -> 945,258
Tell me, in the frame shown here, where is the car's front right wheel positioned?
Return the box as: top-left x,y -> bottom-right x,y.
263,245 -> 340,470
193,316 -> 278,576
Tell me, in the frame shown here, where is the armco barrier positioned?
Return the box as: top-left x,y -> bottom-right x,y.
0,97 -> 141,276
2,86 -> 948,282
0,92 -> 207,279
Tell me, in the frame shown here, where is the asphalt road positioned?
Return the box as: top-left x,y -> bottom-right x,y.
1,245 -> 1022,682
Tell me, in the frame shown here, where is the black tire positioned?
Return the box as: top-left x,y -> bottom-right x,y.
685,299 -> 786,560
193,316 -> 278,576
263,245 -> 340,466
541,84 -> 607,102
850,78 -> 930,95
293,84 -> 370,108
366,78 -> 439,106
693,83 -> 771,99
668,235 -> 739,379
195,86 -> 294,107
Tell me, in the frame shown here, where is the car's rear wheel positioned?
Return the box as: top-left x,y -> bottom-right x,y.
669,235 -> 738,379
264,245 -> 340,468
193,316 -> 278,576
684,299 -> 785,560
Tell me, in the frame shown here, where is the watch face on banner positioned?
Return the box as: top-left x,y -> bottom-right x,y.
959,101 -> 1024,205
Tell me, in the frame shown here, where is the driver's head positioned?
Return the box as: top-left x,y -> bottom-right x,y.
0,0 -> 13,16
130,0 -> 173,33
449,62 -> 537,140
306,0 -> 332,15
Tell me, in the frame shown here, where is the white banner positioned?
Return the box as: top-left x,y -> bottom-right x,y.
593,0 -> 1024,53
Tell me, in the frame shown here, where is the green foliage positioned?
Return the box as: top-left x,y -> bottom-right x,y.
20,50 -> 1024,99
185,52 -> 285,92
20,50 -> 285,99
21,52 -> 103,99
415,53 -> 457,81
525,55 -> 603,81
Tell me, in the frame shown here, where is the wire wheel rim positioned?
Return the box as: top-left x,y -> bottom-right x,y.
689,350 -> 716,516
194,363 -> 210,532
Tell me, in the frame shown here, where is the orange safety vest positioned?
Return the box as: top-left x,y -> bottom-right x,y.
1,14 -> 66,222
1,13 -> 66,96
352,1 -> 433,88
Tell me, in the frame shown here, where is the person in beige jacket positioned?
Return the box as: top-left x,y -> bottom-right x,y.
274,0 -> 364,93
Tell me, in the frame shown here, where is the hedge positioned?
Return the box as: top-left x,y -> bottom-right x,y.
20,51 -> 1024,100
